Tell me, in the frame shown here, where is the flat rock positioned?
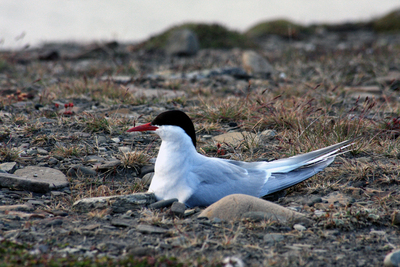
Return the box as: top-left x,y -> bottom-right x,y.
72,192 -> 156,213
14,166 -> 68,190
213,132 -> 258,147
0,172 -> 50,193
242,50 -> 274,78
198,194 -> 311,225
136,224 -> 168,234
0,162 -> 17,173
171,202 -> 186,217
264,233 -> 285,245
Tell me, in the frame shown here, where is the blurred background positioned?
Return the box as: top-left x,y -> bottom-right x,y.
1,0 -> 400,50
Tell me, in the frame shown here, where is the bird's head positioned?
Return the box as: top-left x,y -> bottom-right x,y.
127,110 -> 197,147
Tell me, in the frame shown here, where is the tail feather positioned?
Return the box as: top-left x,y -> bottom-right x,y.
263,139 -> 354,173
259,139 -> 355,196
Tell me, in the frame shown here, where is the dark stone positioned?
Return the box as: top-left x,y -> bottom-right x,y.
170,202 -> 186,217
148,198 -> 178,209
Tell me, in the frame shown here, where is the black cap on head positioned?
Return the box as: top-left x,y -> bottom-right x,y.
152,110 -> 197,147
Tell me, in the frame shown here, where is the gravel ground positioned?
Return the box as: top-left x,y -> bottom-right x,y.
0,30 -> 400,266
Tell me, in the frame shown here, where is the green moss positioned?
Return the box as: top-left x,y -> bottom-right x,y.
143,23 -> 257,50
245,19 -> 312,39
372,9 -> 400,32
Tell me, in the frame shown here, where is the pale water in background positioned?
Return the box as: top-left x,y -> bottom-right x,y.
1,0 -> 400,50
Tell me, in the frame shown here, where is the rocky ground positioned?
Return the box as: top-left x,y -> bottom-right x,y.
1,29 -> 400,266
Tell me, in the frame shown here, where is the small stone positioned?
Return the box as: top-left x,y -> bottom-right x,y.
264,233 -> 285,245
391,210 -> 400,225
72,192 -> 156,213
111,137 -> 120,143
259,129 -> 277,140
45,219 -> 63,227
384,249 -> 400,267
67,165 -> 97,178
48,157 -> 59,165
94,160 -> 121,170
148,198 -> 178,209
111,218 -> 133,228
222,256 -> 245,267
140,165 -> 154,177
293,224 -> 306,231
242,50 -> 274,78
0,162 -> 17,173
171,202 -> 186,217
37,148 -> 49,155
141,173 -> 154,186
136,224 -> 168,234
118,146 -> 131,153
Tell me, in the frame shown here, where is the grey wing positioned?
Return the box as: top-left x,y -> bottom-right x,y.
186,157 -> 268,207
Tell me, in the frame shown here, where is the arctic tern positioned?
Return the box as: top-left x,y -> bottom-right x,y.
127,110 -> 353,207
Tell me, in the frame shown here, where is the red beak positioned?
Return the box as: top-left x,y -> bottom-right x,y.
127,122 -> 158,132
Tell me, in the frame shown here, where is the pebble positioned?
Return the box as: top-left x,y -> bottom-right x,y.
242,50 -> 274,78
141,172 -> 154,186
293,224 -> 306,231
264,233 -> 285,245
136,224 -> 168,234
384,249 -> 400,267
148,198 -> 178,209
170,202 -> 186,217
67,165 -> 97,177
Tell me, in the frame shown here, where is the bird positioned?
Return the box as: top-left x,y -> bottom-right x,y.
127,110 -> 353,208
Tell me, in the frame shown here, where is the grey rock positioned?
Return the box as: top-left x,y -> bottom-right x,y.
111,193 -> 157,213
48,157 -> 59,165
242,50 -> 274,78
264,233 -> 285,245
37,148 -> 49,155
171,202 -> 186,217
111,218 -> 133,228
45,219 -> 63,227
67,165 -> 97,177
142,172 -> 154,186
0,203 -> 34,212
14,166 -> 68,190
148,198 -> 177,209
166,29 -> 199,56
118,146 -> 131,153
199,194 -> 311,225
293,224 -> 306,231
140,165 -> 154,177
384,249 -> 400,267
72,192 -> 156,213
127,246 -> 155,257
259,129 -> 277,140
0,162 -> 17,173
94,160 -> 121,170
0,172 -> 50,193
136,224 -> 168,234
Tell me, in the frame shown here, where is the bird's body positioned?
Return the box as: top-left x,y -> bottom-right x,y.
128,110 -> 353,207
